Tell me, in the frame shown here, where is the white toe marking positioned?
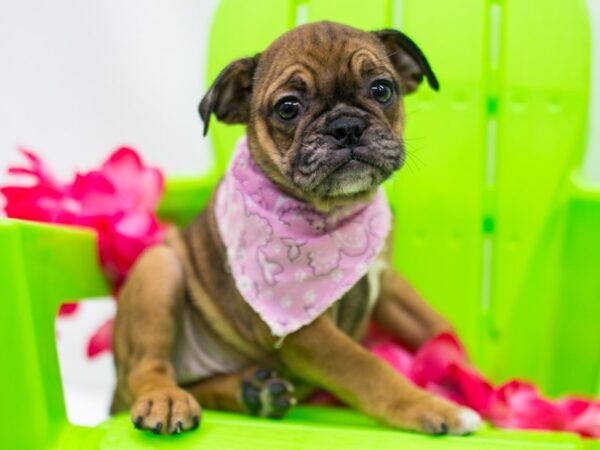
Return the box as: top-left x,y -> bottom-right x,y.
455,408 -> 482,435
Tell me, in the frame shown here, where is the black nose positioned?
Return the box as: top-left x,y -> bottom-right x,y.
327,116 -> 367,147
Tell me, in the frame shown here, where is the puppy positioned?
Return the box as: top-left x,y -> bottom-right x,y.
111,21 -> 482,436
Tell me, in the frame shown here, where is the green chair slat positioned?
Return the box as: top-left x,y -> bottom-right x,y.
553,193 -> 600,396
391,0 -> 489,361
207,0 -> 295,174
488,0 -> 593,395
307,0 -> 391,28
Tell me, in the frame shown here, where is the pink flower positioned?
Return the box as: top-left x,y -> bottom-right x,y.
412,332 -> 493,412
370,341 -> 414,378
558,398 -> 600,438
411,332 -> 465,384
70,147 -> 163,216
487,380 -> 566,431
2,146 -> 166,359
87,318 -> 113,358
58,303 -> 80,317
1,147 -> 165,285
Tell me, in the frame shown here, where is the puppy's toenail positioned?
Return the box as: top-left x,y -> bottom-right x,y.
192,415 -> 200,429
152,422 -> 162,434
134,416 -> 143,429
173,421 -> 183,434
438,422 -> 448,435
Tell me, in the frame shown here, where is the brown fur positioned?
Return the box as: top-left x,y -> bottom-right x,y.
112,22 -> 479,436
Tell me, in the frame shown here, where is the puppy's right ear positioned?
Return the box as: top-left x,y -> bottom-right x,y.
373,30 -> 439,95
199,55 -> 259,136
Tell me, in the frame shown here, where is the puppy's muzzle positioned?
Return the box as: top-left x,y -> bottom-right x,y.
327,116 -> 367,148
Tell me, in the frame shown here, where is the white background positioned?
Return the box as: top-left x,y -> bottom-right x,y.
1,0 -> 599,428
0,0 -> 220,426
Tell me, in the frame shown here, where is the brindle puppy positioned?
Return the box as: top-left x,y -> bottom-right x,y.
111,21 -> 482,436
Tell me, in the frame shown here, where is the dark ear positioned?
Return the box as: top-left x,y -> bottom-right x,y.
199,55 -> 259,136
373,29 -> 439,94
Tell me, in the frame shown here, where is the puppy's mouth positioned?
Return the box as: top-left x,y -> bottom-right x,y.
313,150 -> 393,197
310,145 -> 404,198
289,117 -> 405,199
332,153 -> 385,173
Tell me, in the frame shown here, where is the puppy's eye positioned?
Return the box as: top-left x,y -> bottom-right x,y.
275,97 -> 301,121
370,80 -> 393,104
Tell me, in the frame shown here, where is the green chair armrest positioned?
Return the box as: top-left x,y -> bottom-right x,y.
548,175 -> 600,397
158,173 -> 218,227
0,219 -> 110,450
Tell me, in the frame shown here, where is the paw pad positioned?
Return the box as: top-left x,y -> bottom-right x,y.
242,368 -> 296,419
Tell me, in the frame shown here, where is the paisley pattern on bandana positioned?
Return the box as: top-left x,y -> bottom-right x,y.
215,137 -> 391,337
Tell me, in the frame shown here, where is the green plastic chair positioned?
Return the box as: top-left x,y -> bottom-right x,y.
1,0 -> 599,449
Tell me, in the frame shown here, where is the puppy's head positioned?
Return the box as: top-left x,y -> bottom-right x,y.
200,22 -> 438,210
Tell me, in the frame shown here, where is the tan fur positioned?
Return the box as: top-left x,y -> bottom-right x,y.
113,21 -> 479,436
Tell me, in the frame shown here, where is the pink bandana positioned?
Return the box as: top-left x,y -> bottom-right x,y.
215,138 -> 392,337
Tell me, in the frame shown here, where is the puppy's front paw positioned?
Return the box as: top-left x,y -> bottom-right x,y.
241,368 -> 296,419
395,395 -> 482,436
130,387 -> 201,434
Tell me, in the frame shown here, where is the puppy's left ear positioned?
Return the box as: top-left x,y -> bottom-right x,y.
199,54 -> 259,136
373,29 -> 439,94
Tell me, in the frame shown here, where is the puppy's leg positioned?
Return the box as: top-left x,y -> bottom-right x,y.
279,316 -> 481,435
183,367 -> 297,418
372,270 -> 454,351
113,245 -> 201,434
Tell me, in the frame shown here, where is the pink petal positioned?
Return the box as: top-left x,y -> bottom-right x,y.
86,318 -> 114,358
88,212 -> 164,285
440,363 -> 493,412
12,148 -> 64,189
370,342 -> 414,378
104,147 -> 144,172
100,147 -> 164,211
410,332 -> 493,412
412,332 -> 466,385
365,330 -> 493,413
1,185 -> 70,222
487,381 -> 566,431
58,303 -> 80,316
70,171 -> 118,215
114,211 -> 158,236
558,397 -> 600,438
308,390 -> 343,406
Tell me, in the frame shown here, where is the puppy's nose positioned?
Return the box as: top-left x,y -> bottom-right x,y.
328,116 -> 367,147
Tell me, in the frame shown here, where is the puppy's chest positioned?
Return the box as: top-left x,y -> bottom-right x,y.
327,254 -> 387,338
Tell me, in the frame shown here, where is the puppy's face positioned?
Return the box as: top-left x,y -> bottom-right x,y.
200,22 -> 438,210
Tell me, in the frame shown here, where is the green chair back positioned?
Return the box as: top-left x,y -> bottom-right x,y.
206,0 -> 600,398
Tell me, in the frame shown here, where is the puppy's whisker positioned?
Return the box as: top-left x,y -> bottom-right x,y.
374,48 -> 404,63
403,158 -> 418,175
404,150 -> 426,171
